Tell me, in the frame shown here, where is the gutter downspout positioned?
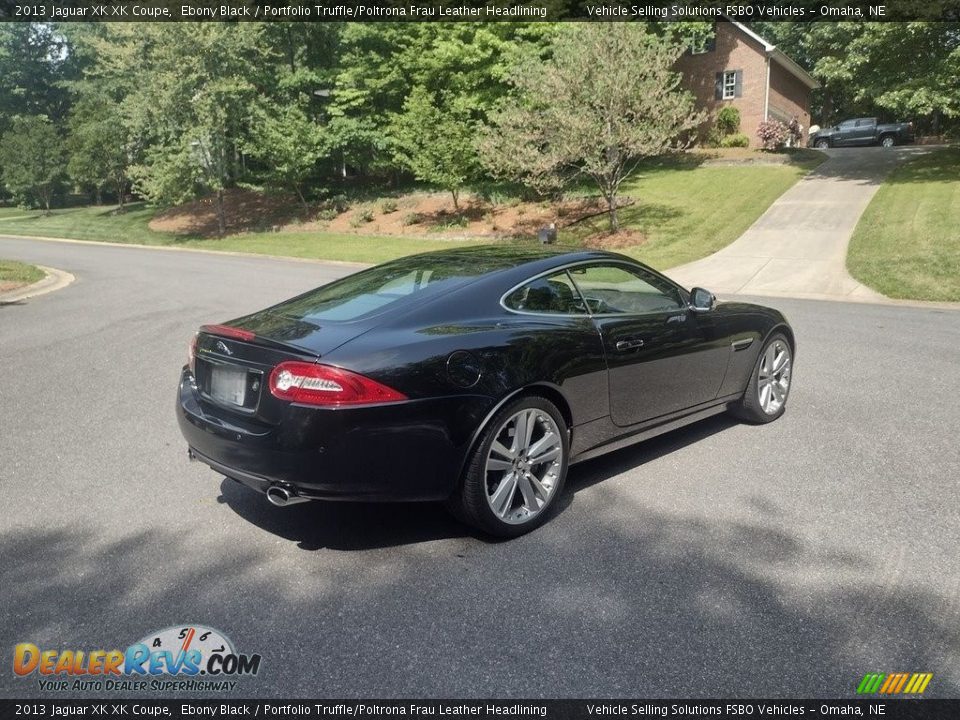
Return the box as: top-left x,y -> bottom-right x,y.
763,53 -> 771,122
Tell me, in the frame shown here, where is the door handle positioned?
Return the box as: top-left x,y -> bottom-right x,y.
616,339 -> 644,351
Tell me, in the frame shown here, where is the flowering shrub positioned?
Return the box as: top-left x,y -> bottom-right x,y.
757,120 -> 789,150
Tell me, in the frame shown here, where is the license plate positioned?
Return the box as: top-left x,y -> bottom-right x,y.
210,366 -> 247,406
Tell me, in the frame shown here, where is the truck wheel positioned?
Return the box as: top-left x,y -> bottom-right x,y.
880,136 -> 896,148
815,139 -> 830,150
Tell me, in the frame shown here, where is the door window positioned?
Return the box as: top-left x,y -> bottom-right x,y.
568,264 -> 683,315
504,271 -> 586,315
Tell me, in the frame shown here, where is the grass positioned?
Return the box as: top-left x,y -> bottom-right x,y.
560,153 -> 825,269
848,147 -> 960,302
0,152 -> 824,268
0,259 -> 44,287
0,204 -> 479,264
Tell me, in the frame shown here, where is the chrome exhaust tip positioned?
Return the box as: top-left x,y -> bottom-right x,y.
265,485 -> 310,507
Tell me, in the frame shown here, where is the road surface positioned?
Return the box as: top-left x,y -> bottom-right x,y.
1,237 -> 958,699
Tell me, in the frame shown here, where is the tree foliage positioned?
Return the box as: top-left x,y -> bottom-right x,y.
389,87 -> 479,211
482,23 -> 703,231
0,116 -> 64,213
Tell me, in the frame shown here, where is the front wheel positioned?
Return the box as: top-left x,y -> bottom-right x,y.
815,139 -> 830,150
450,396 -> 569,538
730,334 -> 793,424
880,135 -> 896,148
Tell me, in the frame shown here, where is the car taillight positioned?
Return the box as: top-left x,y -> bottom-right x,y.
268,362 -> 407,406
188,333 -> 198,374
200,324 -> 256,342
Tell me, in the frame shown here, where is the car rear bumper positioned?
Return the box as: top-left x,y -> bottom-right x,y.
176,368 -> 493,502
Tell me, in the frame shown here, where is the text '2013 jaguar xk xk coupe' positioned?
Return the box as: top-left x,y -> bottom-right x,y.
177,247 -> 794,537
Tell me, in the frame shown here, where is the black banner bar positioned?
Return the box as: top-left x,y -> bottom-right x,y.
2,700 -> 960,720
0,0 -> 958,22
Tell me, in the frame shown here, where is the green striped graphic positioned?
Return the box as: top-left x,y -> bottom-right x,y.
857,672 -> 932,694
857,673 -> 886,694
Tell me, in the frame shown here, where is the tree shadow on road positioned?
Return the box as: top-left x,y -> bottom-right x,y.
2,491 -> 958,699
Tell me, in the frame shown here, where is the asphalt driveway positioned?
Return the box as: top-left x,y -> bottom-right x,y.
668,147 -> 934,302
1,237 -> 958,699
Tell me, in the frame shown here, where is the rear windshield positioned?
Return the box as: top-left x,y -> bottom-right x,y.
269,252 -> 510,324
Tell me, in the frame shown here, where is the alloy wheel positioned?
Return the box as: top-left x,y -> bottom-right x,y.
757,340 -> 792,415
484,408 -> 563,524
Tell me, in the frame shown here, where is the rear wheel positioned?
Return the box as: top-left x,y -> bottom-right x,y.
730,333 -> 793,424
450,396 -> 569,538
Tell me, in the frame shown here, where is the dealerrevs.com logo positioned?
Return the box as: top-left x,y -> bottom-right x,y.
13,624 -> 262,693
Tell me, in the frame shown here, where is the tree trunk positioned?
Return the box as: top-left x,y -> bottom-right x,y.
117,178 -> 125,211
606,193 -> 619,232
295,185 -> 308,214
451,189 -> 461,213
216,188 -> 226,237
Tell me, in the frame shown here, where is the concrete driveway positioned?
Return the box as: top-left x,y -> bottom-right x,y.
668,147 -> 933,302
1,236 -> 959,699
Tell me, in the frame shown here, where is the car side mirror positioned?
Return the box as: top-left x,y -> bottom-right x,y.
690,287 -> 716,312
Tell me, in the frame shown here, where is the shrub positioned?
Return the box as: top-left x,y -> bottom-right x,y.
719,133 -> 750,148
379,199 -> 398,214
330,194 -> 349,213
316,208 -> 338,221
357,209 -> 374,223
402,212 -> 420,226
716,107 -> 741,136
757,120 -> 789,150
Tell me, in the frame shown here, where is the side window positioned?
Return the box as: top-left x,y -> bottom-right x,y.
504,271 -> 585,315
839,120 -> 856,130
568,264 -> 683,315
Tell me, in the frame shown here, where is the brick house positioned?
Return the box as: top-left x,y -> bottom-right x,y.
675,20 -> 818,147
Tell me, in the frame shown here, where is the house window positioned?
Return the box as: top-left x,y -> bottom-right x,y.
690,30 -> 716,55
722,71 -> 737,99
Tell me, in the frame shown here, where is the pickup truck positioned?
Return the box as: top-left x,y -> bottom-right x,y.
809,117 -> 914,149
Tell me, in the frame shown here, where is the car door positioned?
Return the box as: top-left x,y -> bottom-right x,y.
567,262 -> 727,428
851,118 -> 877,145
834,119 -> 857,146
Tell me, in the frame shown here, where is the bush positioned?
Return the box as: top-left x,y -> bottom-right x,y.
316,208 -> 338,221
402,212 -> 420,226
757,120 -> 789,150
379,199 -> 398,214
716,107 -> 741,136
719,133 -> 750,148
357,209 -> 374,223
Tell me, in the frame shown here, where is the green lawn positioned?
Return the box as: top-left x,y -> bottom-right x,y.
0,153 -> 823,268
0,204 -> 477,264
562,153 -> 825,269
848,147 -> 960,302
0,259 -> 44,286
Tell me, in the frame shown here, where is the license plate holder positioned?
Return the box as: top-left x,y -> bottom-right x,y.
210,365 -> 247,407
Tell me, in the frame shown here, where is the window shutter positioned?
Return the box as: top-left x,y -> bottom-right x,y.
734,70 -> 743,98
715,72 -> 724,100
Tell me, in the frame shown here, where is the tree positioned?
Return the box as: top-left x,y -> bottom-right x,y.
66,91 -> 131,207
389,86 -> 478,212
0,116 -> 64,214
483,23 -> 704,231
101,24 -> 271,236
245,103 -> 328,211
753,21 -> 960,132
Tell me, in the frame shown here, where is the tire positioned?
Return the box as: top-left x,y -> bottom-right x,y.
449,395 -> 569,538
880,135 -> 896,148
730,333 -> 793,424
815,139 -> 830,149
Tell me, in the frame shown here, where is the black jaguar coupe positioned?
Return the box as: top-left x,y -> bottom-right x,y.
177,247 -> 794,537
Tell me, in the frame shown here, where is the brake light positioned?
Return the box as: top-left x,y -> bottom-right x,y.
200,324 -> 256,342
188,333 -> 198,374
268,362 -> 407,406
